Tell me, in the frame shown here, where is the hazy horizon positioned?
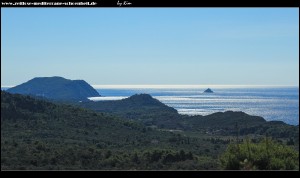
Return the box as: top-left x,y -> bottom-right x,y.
2,8 -> 299,86
2,84 -> 299,89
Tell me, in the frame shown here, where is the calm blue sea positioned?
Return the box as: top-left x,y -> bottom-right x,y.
91,87 -> 299,126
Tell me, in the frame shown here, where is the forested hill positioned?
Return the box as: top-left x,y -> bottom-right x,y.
1,91 -> 298,170
0,91 -> 224,170
79,94 -> 183,128
79,94 -> 299,139
6,76 -> 100,101
81,94 -> 178,113
1,91 -> 148,146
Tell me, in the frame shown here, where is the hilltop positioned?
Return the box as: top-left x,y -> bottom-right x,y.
79,94 -> 299,140
0,91 -> 224,170
6,76 -> 100,101
79,94 -> 182,128
1,91 -> 298,170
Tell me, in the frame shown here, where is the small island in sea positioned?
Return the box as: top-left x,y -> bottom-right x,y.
204,88 -> 214,93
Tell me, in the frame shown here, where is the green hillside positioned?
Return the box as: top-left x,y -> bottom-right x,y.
79,94 -> 299,140
1,91 -> 224,170
1,91 -> 298,170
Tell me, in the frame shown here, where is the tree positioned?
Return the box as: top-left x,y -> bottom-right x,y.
220,137 -> 299,170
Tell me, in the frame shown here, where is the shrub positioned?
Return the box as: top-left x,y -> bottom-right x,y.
220,138 -> 299,170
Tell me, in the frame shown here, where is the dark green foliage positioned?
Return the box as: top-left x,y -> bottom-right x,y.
189,111 -> 266,129
79,94 -> 183,129
1,91 -> 224,170
220,138 -> 299,170
80,94 -> 178,114
78,94 -> 298,141
1,91 -> 298,170
6,76 -> 100,101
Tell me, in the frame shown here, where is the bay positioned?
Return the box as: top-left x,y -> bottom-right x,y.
90,86 -> 299,125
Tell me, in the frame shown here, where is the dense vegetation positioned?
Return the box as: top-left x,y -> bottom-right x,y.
79,94 -> 299,141
78,94 -> 183,129
1,91 -> 223,170
220,138 -> 299,170
1,91 -> 298,170
7,76 -> 100,101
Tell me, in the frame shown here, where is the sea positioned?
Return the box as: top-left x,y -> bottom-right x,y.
89,86 -> 299,126
2,86 -> 299,126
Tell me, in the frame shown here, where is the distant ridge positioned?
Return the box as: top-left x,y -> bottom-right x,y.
7,76 -> 100,101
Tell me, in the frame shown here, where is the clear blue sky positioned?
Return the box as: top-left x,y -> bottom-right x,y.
1,8 -> 299,86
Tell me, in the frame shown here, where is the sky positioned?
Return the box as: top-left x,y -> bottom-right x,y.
1,8 -> 299,86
